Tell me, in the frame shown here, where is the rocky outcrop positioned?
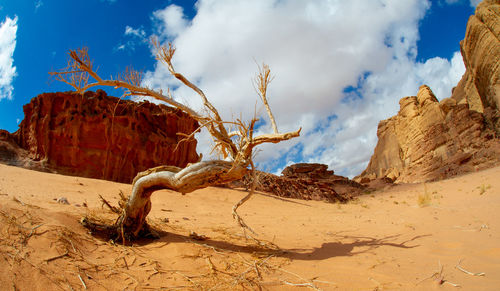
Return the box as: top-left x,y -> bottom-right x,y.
357,85 -> 500,183
0,129 -> 34,168
281,163 -> 333,179
0,90 -> 199,183
231,163 -> 365,203
452,0 -> 500,133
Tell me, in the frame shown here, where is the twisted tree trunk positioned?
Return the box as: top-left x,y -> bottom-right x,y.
117,161 -> 248,239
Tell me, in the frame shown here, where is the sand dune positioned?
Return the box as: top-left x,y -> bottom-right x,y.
0,163 -> 499,290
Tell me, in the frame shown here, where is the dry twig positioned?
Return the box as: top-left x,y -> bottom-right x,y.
99,195 -> 121,214
455,259 -> 485,276
78,274 -> 87,289
45,252 -> 69,263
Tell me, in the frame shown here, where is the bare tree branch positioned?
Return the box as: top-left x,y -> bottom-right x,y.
255,63 -> 279,134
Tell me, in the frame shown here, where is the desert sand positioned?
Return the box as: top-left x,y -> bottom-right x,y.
1,163 -> 499,290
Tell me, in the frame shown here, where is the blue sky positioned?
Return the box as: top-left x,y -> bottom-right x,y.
0,0 -> 479,176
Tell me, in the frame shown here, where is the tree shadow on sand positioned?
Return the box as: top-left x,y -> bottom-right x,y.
284,232 -> 431,260
83,218 -> 431,261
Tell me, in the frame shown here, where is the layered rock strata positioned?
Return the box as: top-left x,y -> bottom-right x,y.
0,90 -> 199,183
452,0 -> 500,133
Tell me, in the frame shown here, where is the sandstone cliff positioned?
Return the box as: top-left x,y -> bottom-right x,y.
0,90 -> 199,183
452,0 -> 500,133
357,1 -> 500,183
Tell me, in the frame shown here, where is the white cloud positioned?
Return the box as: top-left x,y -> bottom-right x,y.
469,0 -> 481,8
125,26 -> 146,39
0,16 -> 18,101
442,0 -> 481,7
143,0 -> 465,177
152,5 -> 188,39
116,26 -> 147,52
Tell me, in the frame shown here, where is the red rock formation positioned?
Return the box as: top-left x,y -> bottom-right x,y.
231,163 -> 365,203
0,90 -> 199,183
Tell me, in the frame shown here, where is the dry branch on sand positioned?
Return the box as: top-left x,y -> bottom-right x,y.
50,39 -> 300,242
417,260 -> 461,288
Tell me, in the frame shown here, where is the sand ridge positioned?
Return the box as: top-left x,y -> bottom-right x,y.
0,163 -> 499,290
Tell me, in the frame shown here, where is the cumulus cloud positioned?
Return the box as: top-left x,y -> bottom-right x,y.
0,16 -> 18,101
152,5 -> 188,39
143,0 -> 465,177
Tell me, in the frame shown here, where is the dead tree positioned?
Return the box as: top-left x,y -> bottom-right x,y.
50,41 -> 300,241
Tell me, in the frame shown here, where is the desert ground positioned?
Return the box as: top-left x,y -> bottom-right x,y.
0,163 -> 499,290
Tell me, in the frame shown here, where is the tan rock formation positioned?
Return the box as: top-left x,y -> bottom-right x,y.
452,0 -> 500,130
0,90 -> 199,183
358,85 -> 500,183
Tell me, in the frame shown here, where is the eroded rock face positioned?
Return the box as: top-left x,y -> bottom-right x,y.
358,86 -> 500,183
0,90 -> 199,183
230,163 -> 365,203
452,0 -> 500,132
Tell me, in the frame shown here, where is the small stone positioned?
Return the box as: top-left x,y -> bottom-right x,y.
189,231 -> 208,241
56,197 -> 69,205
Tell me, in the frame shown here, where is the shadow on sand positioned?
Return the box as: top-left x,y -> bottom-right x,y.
126,227 -> 431,261
82,211 -> 430,261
